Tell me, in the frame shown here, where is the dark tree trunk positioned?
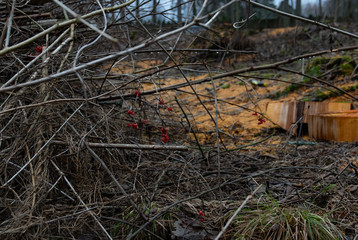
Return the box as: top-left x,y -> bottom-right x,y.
295,0 -> 301,16
152,0 -> 157,23
136,0 -> 140,18
177,0 -> 182,23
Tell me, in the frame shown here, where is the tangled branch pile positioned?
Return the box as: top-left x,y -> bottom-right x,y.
0,0 -> 199,238
1,0 -> 358,239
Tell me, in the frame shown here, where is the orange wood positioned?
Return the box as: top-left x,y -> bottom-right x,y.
308,110 -> 358,142
266,101 -> 300,131
266,102 -> 352,137
303,102 -> 351,123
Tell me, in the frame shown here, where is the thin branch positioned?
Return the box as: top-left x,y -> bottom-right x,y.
104,45 -> 358,102
52,0 -> 117,43
244,0 -> 358,39
127,167 -> 285,240
277,67 -> 357,100
0,98 -> 85,115
5,0 -> 16,48
214,184 -> 263,240
50,160 -> 113,240
143,48 -> 256,54
86,145 -> 148,221
2,103 -> 84,186
0,12 -> 51,21
2,27 -> 71,88
0,0 -> 136,56
174,96 -> 205,158
0,23 -> 200,92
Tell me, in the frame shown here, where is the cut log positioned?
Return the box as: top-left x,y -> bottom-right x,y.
265,101 -> 302,131
265,101 -> 352,133
308,110 -> 358,142
303,102 -> 351,122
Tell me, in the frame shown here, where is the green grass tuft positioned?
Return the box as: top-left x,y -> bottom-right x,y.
228,198 -> 344,240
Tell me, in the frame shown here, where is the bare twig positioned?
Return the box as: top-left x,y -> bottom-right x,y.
244,0 -> 358,39
4,0 -> 16,48
214,184 -> 263,240
50,160 -> 113,240
0,0 -> 136,56
2,103 -> 84,186
105,45 -> 358,102
175,96 -> 205,158
52,0 -> 117,43
86,145 -> 148,221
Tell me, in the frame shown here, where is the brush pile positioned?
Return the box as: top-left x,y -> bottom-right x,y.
1,1 -> 358,239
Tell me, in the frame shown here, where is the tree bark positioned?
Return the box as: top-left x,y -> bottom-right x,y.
192,0 -> 196,20
295,0 -> 301,16
177,0 -> 182,23
152,0 -> 157,23
282,0 -> 290,27
136,0 -> 140,18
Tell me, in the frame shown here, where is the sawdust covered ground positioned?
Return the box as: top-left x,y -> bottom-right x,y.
98,26 -> 358,238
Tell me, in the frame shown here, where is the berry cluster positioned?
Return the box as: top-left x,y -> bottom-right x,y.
252,112 -> 266,125
198,210 -> 205,223
161,127 -> 169,143
127,91 -> 174,143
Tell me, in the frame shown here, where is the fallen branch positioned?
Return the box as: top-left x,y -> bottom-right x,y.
133,48 -> 256,54
0,12 -> 51,21
52,141 -> 189,151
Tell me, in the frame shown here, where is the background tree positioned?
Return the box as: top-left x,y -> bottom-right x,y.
318,0 -> 322,16
278,0 -> 291,27
152,0 -> 157,23
334,0 -> 339,23
177,0 -> 182,23
136,0 -> 140,18
295,0 -> 301,16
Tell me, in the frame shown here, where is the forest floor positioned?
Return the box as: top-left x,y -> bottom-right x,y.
100,24 -> 358,239
2,22 -> 358,239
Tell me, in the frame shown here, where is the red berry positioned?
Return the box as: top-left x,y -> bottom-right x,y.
36,45 -> 43,53
134,90 -> 141,98
252,112 -> 258,116
161,134 -> 169,143
127,110 -> 135,115
128,123 -> 138,129
199,211 -> 205,217
161,127 -> 167,134
142,119 -> 148,124
258,118 -> 266,125
159,99 -> 164,105
167,107 -> 173,111
200,218 -> 204,223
